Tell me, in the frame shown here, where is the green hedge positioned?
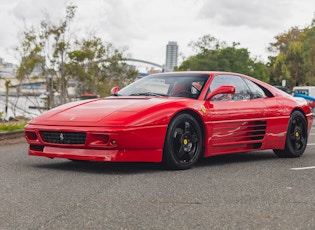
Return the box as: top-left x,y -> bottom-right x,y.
0,121 -> 28,132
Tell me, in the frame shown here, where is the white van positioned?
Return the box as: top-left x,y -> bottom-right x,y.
292,86 -> 315,99
292,86 -> 315,114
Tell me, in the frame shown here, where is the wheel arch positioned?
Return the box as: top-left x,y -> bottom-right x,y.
285,108 -> 309,142
291,108 -> 308,129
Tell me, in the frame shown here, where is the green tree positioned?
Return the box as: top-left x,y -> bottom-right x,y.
268,18 -> 315,88
268,53 -> 291,86
286,41 -> 305,86
177,35 -> 269,82
188,34 -> 222,53
268,26 -> 302,54
15,5 -> 77,106
300,22 -> 315,85
66,37 -> 138,97
15,27 -> 46,83
15,4 -> 138,107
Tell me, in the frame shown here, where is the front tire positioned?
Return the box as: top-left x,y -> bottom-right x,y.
163,113 -> 203,170
273,111 -> 308,158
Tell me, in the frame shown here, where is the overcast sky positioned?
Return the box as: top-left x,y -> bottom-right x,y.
1,0 -> 315,67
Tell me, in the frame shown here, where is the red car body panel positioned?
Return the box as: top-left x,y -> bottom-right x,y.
24,71 -> 314,163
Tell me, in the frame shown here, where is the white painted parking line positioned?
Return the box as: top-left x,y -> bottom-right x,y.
307,143 -> 315,146
291,166 -> 315,170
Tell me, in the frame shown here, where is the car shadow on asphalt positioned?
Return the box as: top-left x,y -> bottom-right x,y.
31,160 -> 163,174
30,150 -> 278,174
197,150 -> 278,168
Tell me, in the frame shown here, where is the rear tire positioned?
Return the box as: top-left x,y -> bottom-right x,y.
273,111 -> 308,158
163,113 -> 203,170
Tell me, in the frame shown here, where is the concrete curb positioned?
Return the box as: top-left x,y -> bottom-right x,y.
0,130 -> 25,140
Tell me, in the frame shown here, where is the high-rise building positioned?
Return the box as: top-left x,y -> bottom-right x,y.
165,41 -> 178,72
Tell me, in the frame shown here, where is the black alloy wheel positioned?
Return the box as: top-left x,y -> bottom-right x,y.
274,111 -> 308,158
163,113 -> 203,169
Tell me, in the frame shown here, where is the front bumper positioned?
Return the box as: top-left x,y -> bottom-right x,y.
25,124 -> 167,163
28,146 -> 163,162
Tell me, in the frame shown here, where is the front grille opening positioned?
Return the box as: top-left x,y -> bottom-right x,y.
30,145 -> 44,151
39,131 -> 86,144
25,131 -> 37,140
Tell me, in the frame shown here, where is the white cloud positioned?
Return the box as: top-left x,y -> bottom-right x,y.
0,0 -> 315,66
199,0 -> 292,30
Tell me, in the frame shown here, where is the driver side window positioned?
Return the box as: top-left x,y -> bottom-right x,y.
210,75 -> 251,101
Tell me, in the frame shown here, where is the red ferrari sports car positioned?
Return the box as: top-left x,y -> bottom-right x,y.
24,71 -> 314,169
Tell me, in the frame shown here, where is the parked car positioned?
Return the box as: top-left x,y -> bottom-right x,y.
293,86 -> 315,114
293,86 -> 315,98
24,71 -> 313,169
273,85 -> 292,94
79,93 -> 98,100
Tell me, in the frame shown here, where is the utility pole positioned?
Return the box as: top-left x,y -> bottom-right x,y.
4,80 -> 10,120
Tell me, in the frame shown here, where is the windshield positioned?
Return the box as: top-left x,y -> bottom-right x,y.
117,73 -> 209,99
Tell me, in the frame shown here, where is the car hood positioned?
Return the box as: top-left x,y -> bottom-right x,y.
29,97 -> 188,127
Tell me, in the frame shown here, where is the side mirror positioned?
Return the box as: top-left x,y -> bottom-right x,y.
206,85 -> 235,101
111,86 -> 120,95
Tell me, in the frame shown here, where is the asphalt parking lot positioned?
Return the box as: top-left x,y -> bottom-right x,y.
0,124 -> 314,229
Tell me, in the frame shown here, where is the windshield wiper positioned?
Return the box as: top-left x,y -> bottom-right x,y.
129,92 -> 166,96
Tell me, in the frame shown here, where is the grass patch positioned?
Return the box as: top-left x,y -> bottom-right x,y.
0,121 -> 28,132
